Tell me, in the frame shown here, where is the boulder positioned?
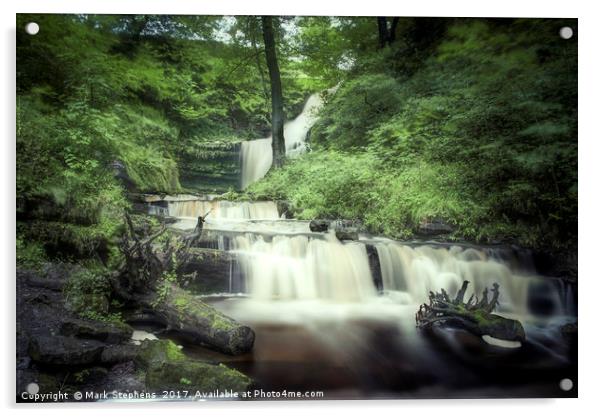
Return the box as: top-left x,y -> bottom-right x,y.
28,335 -> 105,365
366,244 -> 383,293
276,200 -> 294,219
335,228 -> 359,241
146,361 -> 251,393
309,219 -> 330,232
137,339 -> 251,393
60,318 -> 133,344
135,339 -> 187,368
101,344 -> 140,364
177,248 -> 235,294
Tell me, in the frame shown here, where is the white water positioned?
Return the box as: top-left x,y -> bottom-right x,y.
162,200 -> 573,320
374,242 -> 534,315
151,197 -> 576,370
231,232 -> 376,301
167,198 -> 279,220
240,93 -> 324,189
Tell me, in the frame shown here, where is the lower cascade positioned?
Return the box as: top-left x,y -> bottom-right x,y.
163,198 -> 575,318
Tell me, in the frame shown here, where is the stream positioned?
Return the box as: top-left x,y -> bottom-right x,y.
141,196 -> 577,398
139,92 -> 576,398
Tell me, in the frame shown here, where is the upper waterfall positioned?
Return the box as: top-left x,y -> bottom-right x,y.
240,92 -> 325,189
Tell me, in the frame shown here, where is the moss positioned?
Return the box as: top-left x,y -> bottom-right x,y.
169,287 -> 238,332
135,339 -> 186,368
135,339 -> 252,393
145,360 -> 251,392
63,267 -> 113,319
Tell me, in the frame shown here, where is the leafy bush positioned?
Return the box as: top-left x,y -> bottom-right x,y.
311,74 -> 403,149
63,266 -> 118,321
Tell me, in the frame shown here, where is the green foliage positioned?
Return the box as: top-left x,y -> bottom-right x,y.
16,14 -> 577,255
312,74 -> 403,149
254,18 -> 577,249
63,266 -> 122,322
16,237 -> 47,269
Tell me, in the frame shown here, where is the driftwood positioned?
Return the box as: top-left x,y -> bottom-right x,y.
110,211 -> 254,355
416,280 -> 525,342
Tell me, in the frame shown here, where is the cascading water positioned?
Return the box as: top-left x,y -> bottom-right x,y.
240,92 -> 324,189
373,242 -> 534,315
231,232 -> 376,301
167,198 -> 280,220
154,195 -> 574,320
219,230 -> 569,317
153,198 -> 576,396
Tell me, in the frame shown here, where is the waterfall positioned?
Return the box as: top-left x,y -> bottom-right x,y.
230,233 -> 376,301
167,199 -> 279,220
157,197 -> 574,318
374,243 -> 534,314
240,92 -> 324,189
215,230 -> 570,316
240,139 -> 272,190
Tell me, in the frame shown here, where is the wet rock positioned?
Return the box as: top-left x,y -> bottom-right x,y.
101,344 -> 140,364
137,339 -> 251,392
177,248 -> 235,294
310,219 -> 330,232
67,366 -> 109,386
277,200 -> 294,219
103,361 -> 146,393
335,228 -> 359,241
28,335 -> 105,365
366,244 -> 383,293
135,339 -> 186,368
146,361 -> 251,393
24,263 -> 83,291
60,318 -> 133,344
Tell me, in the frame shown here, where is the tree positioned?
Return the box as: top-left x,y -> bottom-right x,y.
261,16 -> 285,167
377,17 -> 399,47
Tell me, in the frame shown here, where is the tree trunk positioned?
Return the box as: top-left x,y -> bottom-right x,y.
377,17 -> 388,48
416,281 -> 525,342
261,16 -> 285,167
377,17 -> 400,47
389,17 -> 400,44
138,285 -> 255,355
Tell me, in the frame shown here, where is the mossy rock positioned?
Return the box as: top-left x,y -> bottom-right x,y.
60,318 -> 133,344
135,339 -> 252,392
135,339 -> 186,368
146,361 -> 251,392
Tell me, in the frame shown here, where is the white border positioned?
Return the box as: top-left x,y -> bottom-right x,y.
2,0 -> 600,415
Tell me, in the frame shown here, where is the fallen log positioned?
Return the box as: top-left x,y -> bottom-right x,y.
137,285 -> 254,355
416,280 -> 525,343
111,212 -> 255,355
